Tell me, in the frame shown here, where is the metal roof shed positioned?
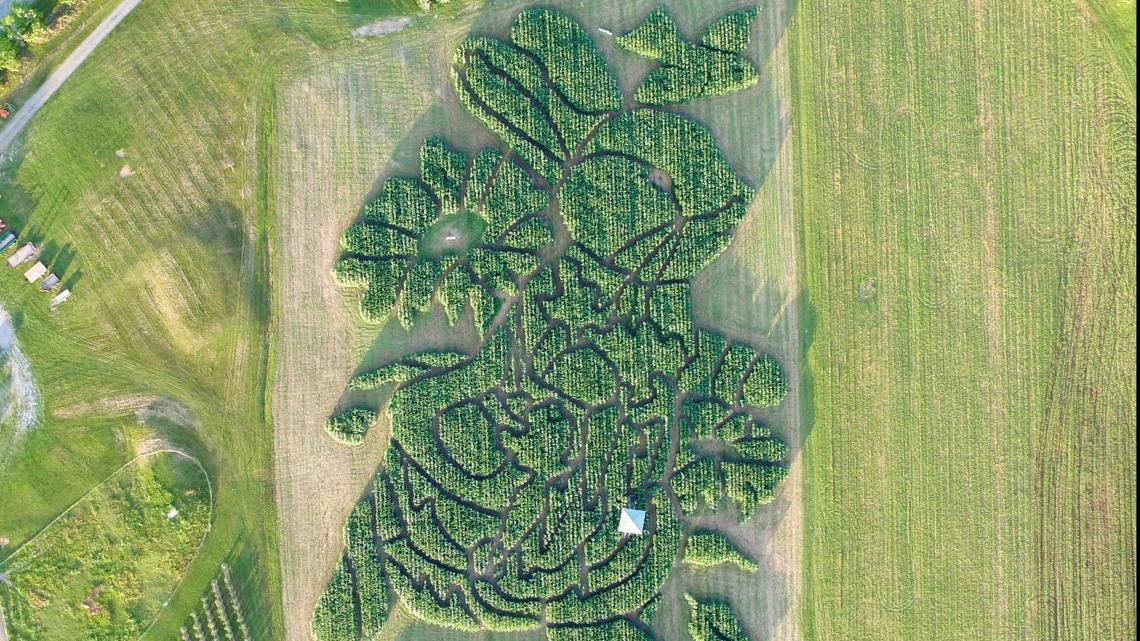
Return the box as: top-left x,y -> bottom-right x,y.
7,242 -> 34,267
24,261 -> 47,282
41,273 -> 60,291
0,232 -> 15,253
49,289 -> 72,310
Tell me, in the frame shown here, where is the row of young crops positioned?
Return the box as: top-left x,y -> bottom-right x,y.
316,6 -> 779,640
179,565 -> 254,641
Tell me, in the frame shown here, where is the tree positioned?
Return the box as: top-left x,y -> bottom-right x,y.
3,7 -> 47,47
0,35 -> 18,73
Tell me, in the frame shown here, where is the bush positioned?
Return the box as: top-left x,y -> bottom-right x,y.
325,408 -> 378,445
616,8 -> 760,105
683,530 -> 757,571
0,36 -> 17,73
3,7 -> 47,48
685,594 -> 750,641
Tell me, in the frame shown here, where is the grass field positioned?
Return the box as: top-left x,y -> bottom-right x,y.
792,1 -> 1136,639
0,450 -> 210,639
0,0 -> 373,638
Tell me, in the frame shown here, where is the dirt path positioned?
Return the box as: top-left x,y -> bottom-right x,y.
0,0 -> 143,155
0,600 -> 9,641
756,2 -> 804,637
679,0 -> 803,638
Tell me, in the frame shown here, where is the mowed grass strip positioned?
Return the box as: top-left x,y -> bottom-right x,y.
792,0 -> 1135,639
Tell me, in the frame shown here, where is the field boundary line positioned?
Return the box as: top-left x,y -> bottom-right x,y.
0,448 -> 214,564
0,0 -> 144,155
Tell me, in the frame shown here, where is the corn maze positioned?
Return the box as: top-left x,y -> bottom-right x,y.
318,8 -> 781,640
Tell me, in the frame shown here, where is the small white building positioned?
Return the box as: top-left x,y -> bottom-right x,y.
49,289 -> 72,310
23,261 -> 47,283
619,508 -> 646,536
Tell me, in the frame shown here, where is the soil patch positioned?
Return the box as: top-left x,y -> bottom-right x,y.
353,18 -> 412,38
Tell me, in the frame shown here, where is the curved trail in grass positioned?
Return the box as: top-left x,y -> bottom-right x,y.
0,0 -> 143,156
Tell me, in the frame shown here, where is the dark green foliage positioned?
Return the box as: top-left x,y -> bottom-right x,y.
311,562 -> 356,641
509,8 -> 623,113
702,8 -> 761,53
617,8 -> 760,105
325,408 -> 377,444
743,354 -> 788,407
420,138 -> 468,215
724,461 -> 786,522
560,154 -> 677,258
332,257 -> 375,288
549,619 -> 654,641
673,458 -> 720,513
485,156 -> 550,238
341,221 -> 415,257
683,530 -> 758,571
686,594 -> 750,641
365,177 -> 435,230
345,501 -> 387,637
734,435 -> 786,462
587,109 -> 752,219
317,7 -> 790,635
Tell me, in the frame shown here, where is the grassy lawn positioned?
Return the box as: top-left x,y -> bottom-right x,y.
0,451 -> 211,640
0,0 -> 370,638
792,1 -> 1136,639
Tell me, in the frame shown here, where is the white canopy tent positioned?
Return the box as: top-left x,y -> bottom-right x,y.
619,508 -> 646,536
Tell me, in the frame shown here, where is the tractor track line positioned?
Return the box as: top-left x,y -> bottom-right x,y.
0,0 -> 143,155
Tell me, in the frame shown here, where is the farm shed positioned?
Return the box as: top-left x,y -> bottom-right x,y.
41,274 -> 60,291
50,289 -> 72,309
6,242 -> 35,267
0,232 -> 15,253
24,261 -> 47,283
619,508 -> 646,535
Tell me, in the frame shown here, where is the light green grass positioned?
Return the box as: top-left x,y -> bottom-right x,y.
0,451 -> 211,640
0,0 -> 380,638
792,1 -> 1136,640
